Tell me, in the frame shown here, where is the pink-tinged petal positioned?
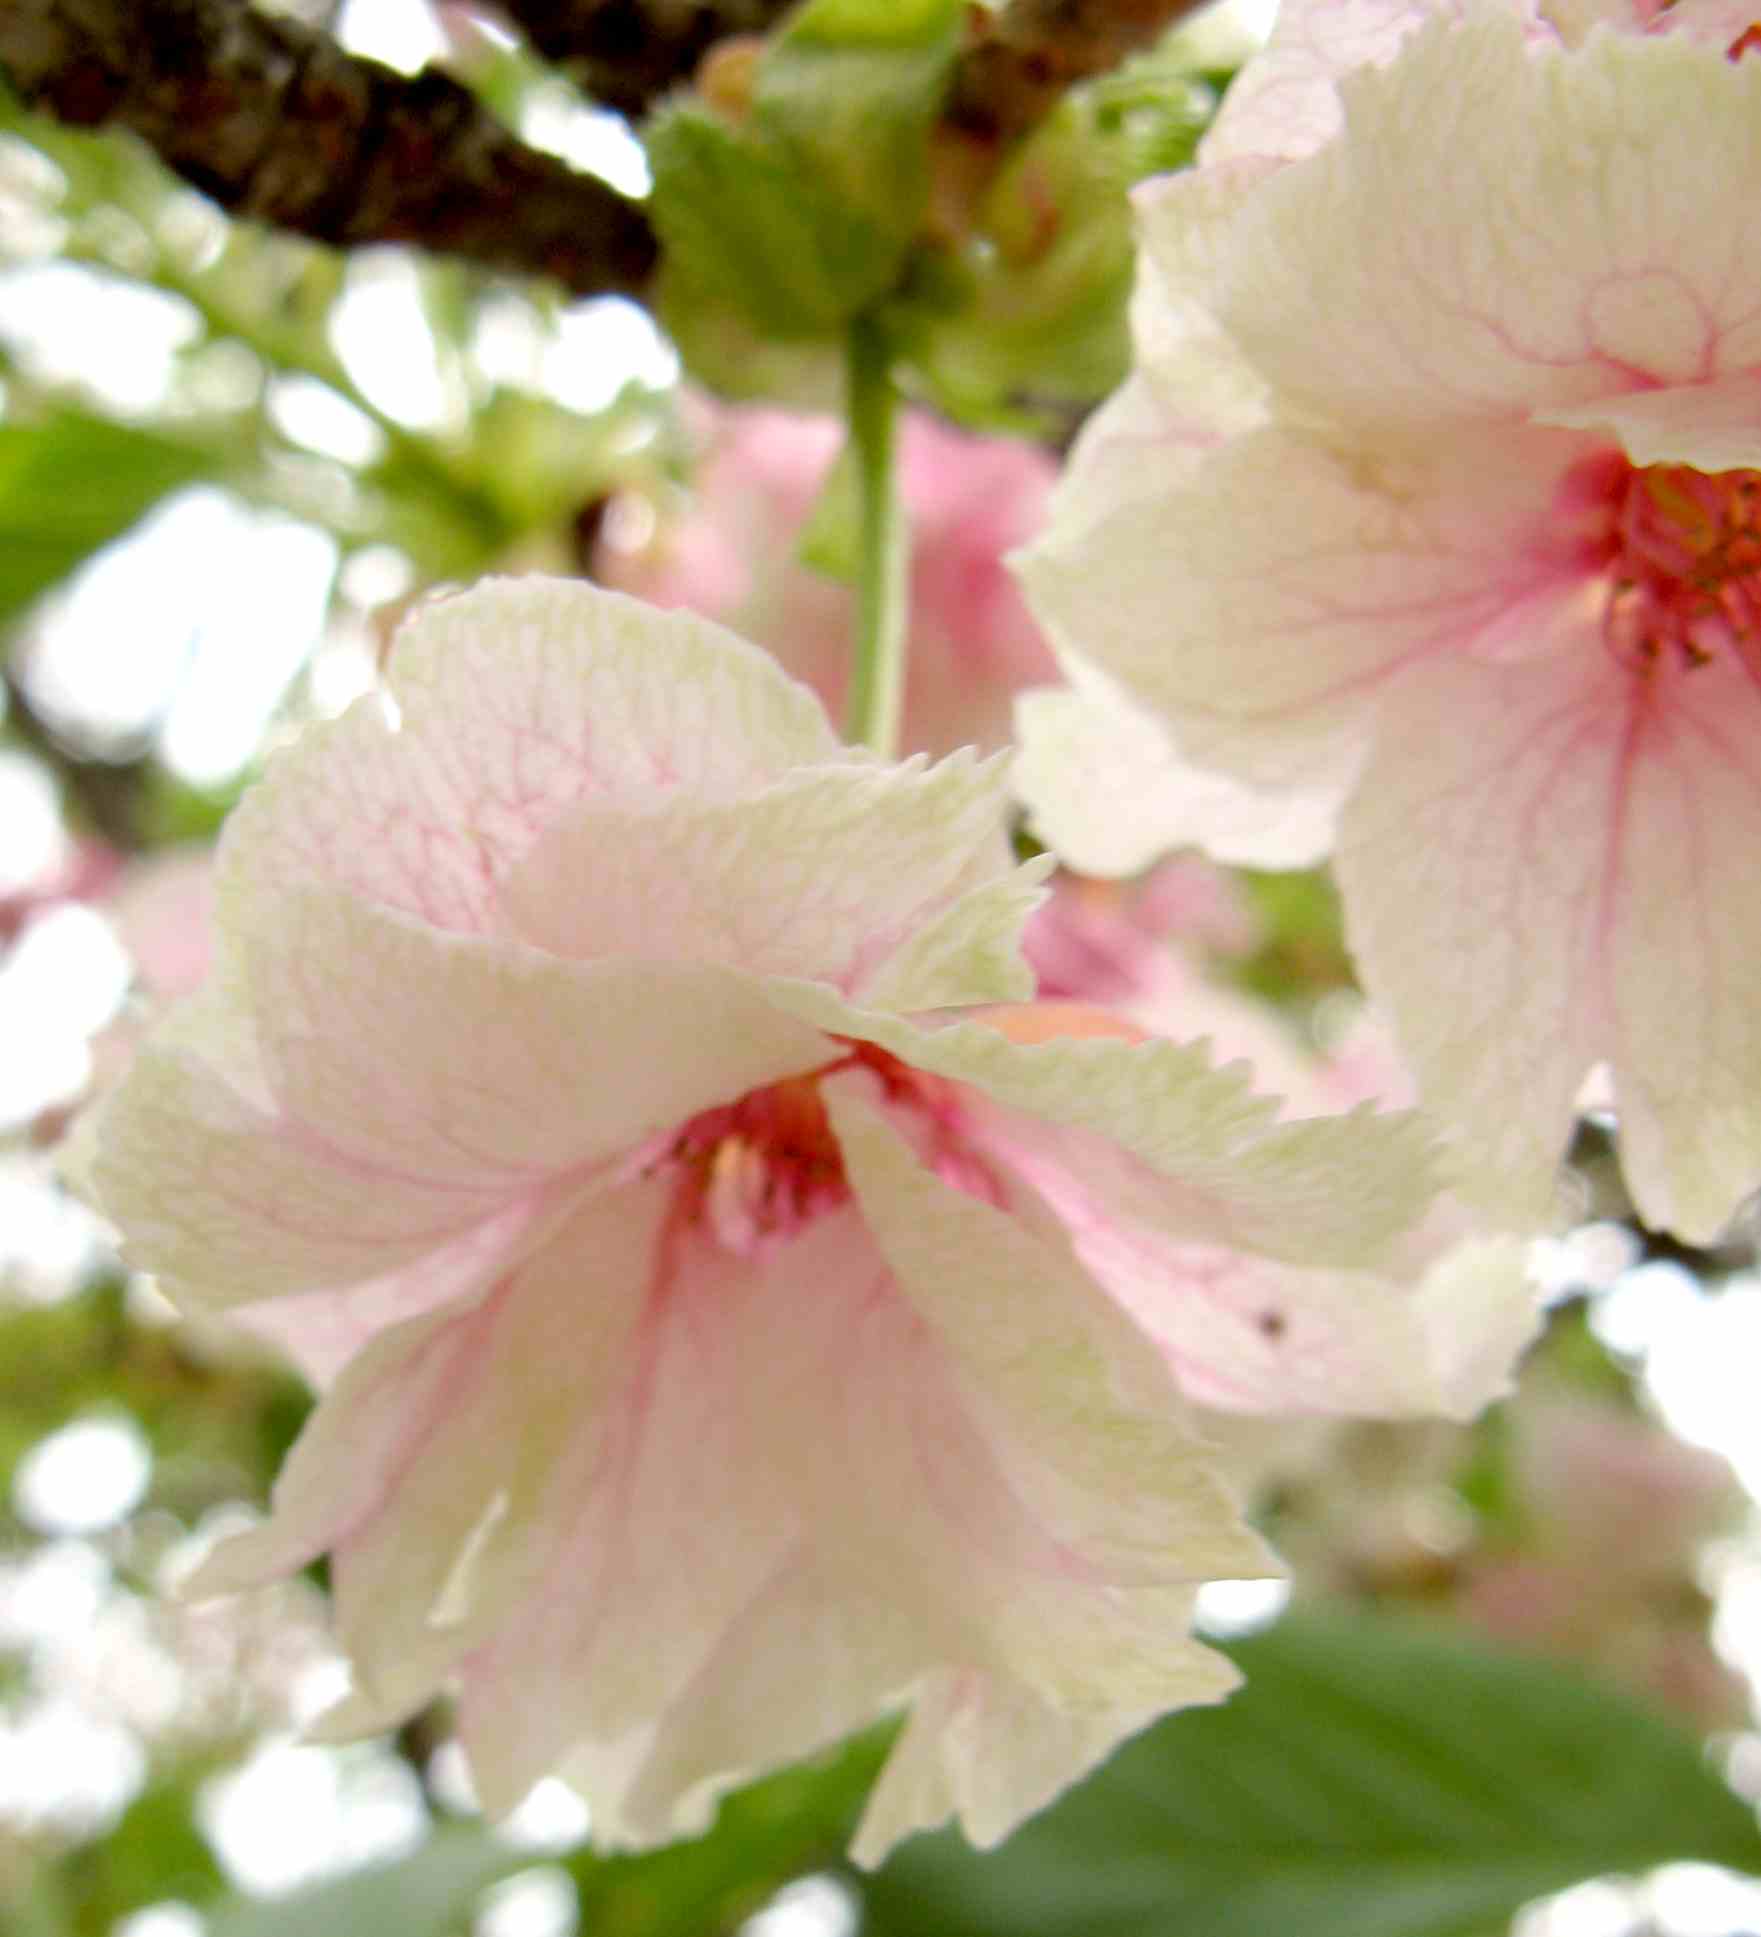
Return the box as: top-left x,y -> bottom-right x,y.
183,1295 -> 492,1601
188,1178 -> 677,1739
1543,0 -> 1761,46
452,1204 -> 882,1822
778,995 -> 1532,1420
219,579 -> 844,937
1539,375 -> 1761,472
1199,0 -> 1534,166
89,1024 -> 516,1309
1127,167 -> 1277,440
432,1094 -> 1261,1861
498,753 -> 1038,1009
236,888 -> 832,1187
230,1203 -> 539,1388
1019,418 -> 1590,793
1599,655 -> 1761,1239
1220,22 -> 1761,437
964,1102 -> 1531,1419
779,990 -> 1439,1269
853,1645 -> 1235,1864
827,1085 -> 1268,1859
90,897 -> 832,1310
1013,665 -> 1345,877
1337,651 -> 1624,1225
1339,641 -> 1761,1240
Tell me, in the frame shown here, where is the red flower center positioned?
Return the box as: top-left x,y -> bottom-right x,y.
1600,462 -> 1761,678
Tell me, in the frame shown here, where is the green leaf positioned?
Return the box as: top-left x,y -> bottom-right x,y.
860,1608 -> 1761,1937
644,0 -> 962,376
568,1728 -> 891,1934
757,0 -> 963,260
0,410 -> 210,629
892,39 -> 1219,430
645,107 -> 884,342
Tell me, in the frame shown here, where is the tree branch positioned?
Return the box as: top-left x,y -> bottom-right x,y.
949,0 -> 1214,145
486,0 -> 794,119
0,0 -> 659,298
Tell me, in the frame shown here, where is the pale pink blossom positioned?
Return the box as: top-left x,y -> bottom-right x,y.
87,580 -> 1531,1861
1018,11 -> 1761,1240
597,401 -> 1059,756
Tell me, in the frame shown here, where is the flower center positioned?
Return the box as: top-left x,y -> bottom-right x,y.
672,1068 -> 854,1253
1602,462 -> 1761,678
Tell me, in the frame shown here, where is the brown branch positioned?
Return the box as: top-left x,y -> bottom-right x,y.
0,0 -> 658,298
485,0 -> 794,119
949,0 -> 1215,146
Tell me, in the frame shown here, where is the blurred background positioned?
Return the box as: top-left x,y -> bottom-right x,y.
6,2 -> 1761,1932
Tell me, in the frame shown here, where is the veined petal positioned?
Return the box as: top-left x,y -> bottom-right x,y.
1198,0 -> 1529,166
1017,420 -> 1590,794
1602,656 -> 1761,1240
852,1646 -> 1235,1865
1012,664 -> 1345,877
91,894 -> 831,1310
1338,651 -> 1623,1226
217,579 -> 845,938
238,888 -> 832,1185
498,754 -> 1038,1009
425,1092 -> 1261,1864
1339,640 -> 1761,1241
772,987 -> 1439,1269
1127,168 -> 1276,438
1538,374 -> 1761,472
1221,21 -> 1761,437
89,1027 -> 515,1309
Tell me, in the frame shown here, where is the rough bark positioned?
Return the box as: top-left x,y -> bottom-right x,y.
949,0 -> 1213,145
0,0 -> 659,297
487,0 -> 794,118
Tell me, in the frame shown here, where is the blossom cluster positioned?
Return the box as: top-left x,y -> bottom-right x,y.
79,0 -> 1761,1873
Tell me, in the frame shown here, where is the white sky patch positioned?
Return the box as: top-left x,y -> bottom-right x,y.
14,1413 -> 152,1536
156,512 -> 338,785
0,752 -> 66,897
335,0 -> 448,73
200,1740 -> 429,1895
1641,1863 -> 1761,1934
1642,1274 -> 1761,1497
1194,1577 -> 1290,1638
1512,1877 -> 1636,1937
0,1693 -> 146,1835
476,1865 -> 579,1937
114,1906 -> 207,1937
498,1776 -> 591,1852
741,1875 -> 860,1937
520,83 -> 653,197
331,254 -> 459,432
0,1160 -> 112,1303
0,262 -> 198,413
544,299 -> 678,415
21,485 -> 338,783
1590,1260 -> 1705,1363
0,902 -> 131,1129
23,489 -> 233,750
0,1538 -> 110,1650
267,374 -> 387,467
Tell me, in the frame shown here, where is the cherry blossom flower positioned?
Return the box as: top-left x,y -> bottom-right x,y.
86,580 -> 1531,1862
596,400 -> 1059,755
1017,10 -> 1761,1241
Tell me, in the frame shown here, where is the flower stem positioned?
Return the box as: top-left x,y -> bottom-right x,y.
843,317 -> 908,758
